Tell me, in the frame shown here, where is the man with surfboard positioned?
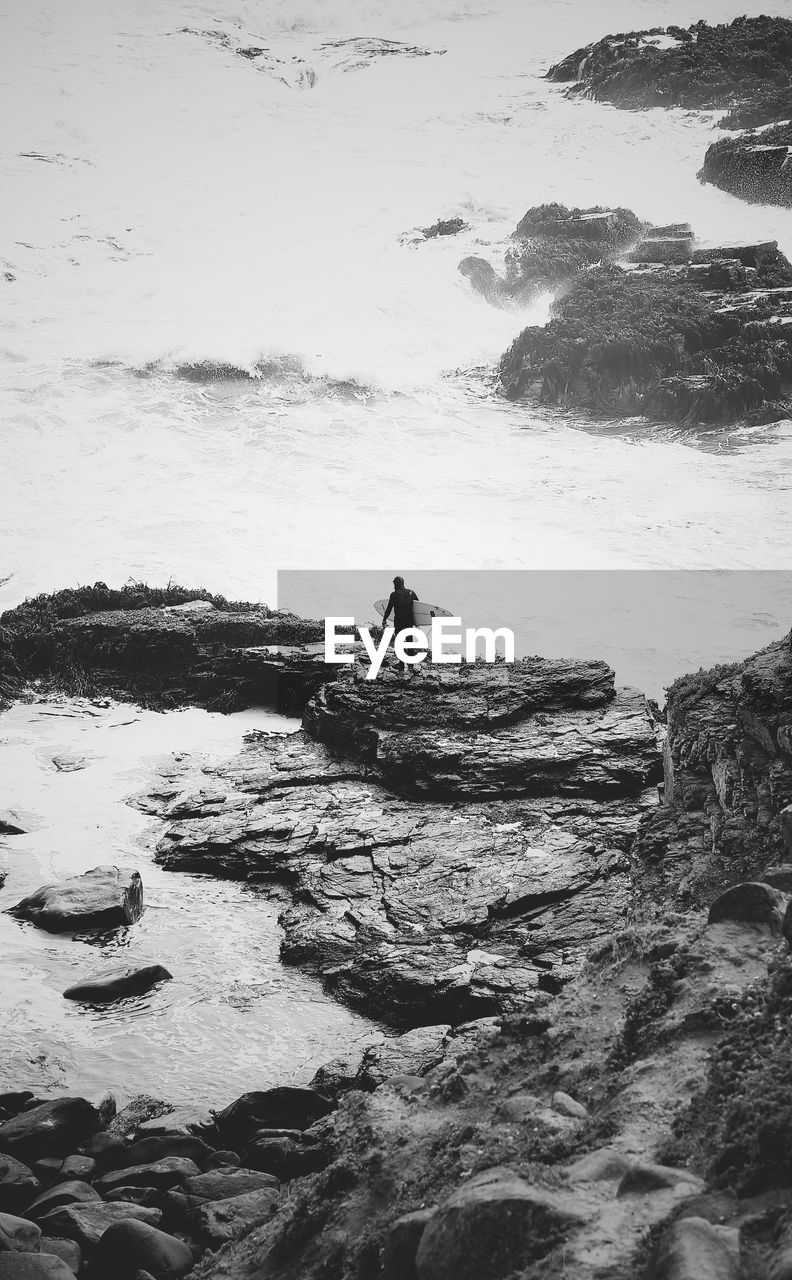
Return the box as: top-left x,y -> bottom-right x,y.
380,576 -> 419,675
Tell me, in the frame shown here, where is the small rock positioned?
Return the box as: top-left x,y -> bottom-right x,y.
63,965 -> 172,1004
37,1202 -> 161,1253
383,1209 -> 435,1280
55,1157 -> 95,1183
103,1188 -> 154,1206
132,1107 -> 214,1141
566,1148 -> 634,1183
617,1163 -> 703,1197
51,755 -> 87,774
203,1151 -> 240,1170
762,863 -> 792,893
655,1216 -> 740,1280
177,1168 -> 278,1205
94,1157 -> 200,1197
31,1161 -> 62,1185
415,1167 -> 583,1280
552,1091 -> 588,1119
8,867 -> 144,933
498,1095 -> 542,1123
707,882 -> 787,934
83,1133 -> 127,1169
0,1213 -> 41,1253
88,1219 -> 193,1280
0,1156 -> 38,1214
0,1258 -> 77,1279
0,1098 -> 101,1163
0,812 -> 26,836
25,1180 -> 101,1221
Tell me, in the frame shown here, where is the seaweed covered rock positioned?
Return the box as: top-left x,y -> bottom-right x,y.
499,248 -> 792,425
546,17 -> 792,209
0,583 -> 328,712
460,203 -> 642,304
546,16 -> 792,114
699,124 -> 792,208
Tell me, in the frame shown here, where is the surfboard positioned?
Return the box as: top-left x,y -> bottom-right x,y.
374,598 -> 454,629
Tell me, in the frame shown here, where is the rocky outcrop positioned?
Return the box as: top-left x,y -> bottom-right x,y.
145,657 -> 659,1024
499,235 -> 792,425
632,635 -> 792,913
8,867 -> 144,934
699,126 -> 792,208
0,584 -> 328,712
546,17 -> 792,209
460,203 -> 643,305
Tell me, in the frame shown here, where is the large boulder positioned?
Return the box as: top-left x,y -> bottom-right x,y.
62,965 -> 171,1003
124,1136 -> 210,1170
415,1168 -> 583,1279
8,867 -> 143,933
654,1216 -> 740,1280
0,1099 -> 102,1163
707,882 -> 787,933
87,1220 -> 193,1280
0,1158 -> 38,1215
213,1088 -> 333,1150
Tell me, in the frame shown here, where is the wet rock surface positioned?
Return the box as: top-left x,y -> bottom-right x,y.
145,658 -> 659,1024
8,868 -> 144,935
62,966 -> 172,1005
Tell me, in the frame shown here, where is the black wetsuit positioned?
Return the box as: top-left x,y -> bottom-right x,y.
382,587 -> 418,633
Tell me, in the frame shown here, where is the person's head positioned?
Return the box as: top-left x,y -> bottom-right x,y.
393,576 -> 405,589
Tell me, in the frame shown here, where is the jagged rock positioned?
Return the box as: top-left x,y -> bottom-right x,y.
62,965 -> 172,1003
458,257 -> 505,304
37,1202 -> 161,1252
700,133 -> 792,209
0,1157 -> 38,1215
88,1219 -> 193,1280
8,867 -> 143,933
383,1209 -> 435,1280
617,1163 -> 704,1196
707,882 -> 787,933
634,638 -> 792,913
414,1168 -> 584,1279
196,1187 -> 280,1248
0,1258 -> 77,1280
421,218 -> 467,239
0,1099 -> 101,1163
654,1216 -> 740,1280
0,812 -> 26,836
153,660 -> 659,1025
0,1213 -> 40,1253
630,236 -> 693,265
213,1088 -> 334,1150
24,1181 -> 100,1221
94,1158 -> 200,1197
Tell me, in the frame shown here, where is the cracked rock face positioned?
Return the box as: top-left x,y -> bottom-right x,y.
145,659 -> 661,1026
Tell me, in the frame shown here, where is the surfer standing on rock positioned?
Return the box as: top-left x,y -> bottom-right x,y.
381,576 -> 419,677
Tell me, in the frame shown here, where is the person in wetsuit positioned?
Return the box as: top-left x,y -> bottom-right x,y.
381,576 -> 419,674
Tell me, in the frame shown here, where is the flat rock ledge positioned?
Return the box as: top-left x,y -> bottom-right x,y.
144,657 -> 660,1025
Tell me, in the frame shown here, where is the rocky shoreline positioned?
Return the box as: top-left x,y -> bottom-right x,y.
546,17 -> 792,209
2,591 -> 792,1277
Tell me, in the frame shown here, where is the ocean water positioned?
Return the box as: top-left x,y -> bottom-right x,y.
2,0 -> 792,610
2,0 -> 791,1103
